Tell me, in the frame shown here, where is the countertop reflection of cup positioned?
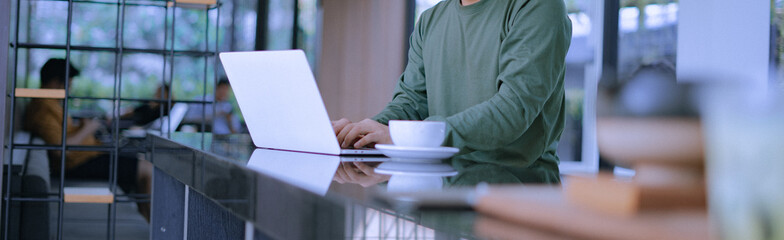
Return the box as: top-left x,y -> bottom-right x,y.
387,175 -> 443,192
389,120 -> 446,147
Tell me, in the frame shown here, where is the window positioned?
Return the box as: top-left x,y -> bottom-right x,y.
617,0 -> 678,80
264,0 -> 319,70
773,0 -> 784,88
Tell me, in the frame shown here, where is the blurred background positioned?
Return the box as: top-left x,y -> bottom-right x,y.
3,0 -> 784,239
4,0 -> 784,179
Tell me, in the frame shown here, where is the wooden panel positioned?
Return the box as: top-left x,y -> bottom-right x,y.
166,0 -> 217,9
565,171 -> 706,217
64,187 -> 114,203
565,174 -> 640,217
175,0 -> 216,4
475,186 -> 709,240
318,0 -> 407,122
15,88 -> 66,99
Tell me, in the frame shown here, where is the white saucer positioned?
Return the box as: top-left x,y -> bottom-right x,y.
375,162 -> 458,176
374,144 -> 459,162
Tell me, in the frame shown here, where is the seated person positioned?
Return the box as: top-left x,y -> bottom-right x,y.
24,58 -> 152,221
212,78 -> 240,134
181,78 -> 240,134
120,84 -> 171,127
333,0 -> 572,186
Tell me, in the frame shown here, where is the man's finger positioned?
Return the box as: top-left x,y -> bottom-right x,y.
333,174 -> 345,183
343,125 -> 367,149
336,124 -> 355,147
342,163 -> 360,182
354,132 -> 380,149
332,118 -> 350,135
353,162 -> 376,175
334,168 -> 348,183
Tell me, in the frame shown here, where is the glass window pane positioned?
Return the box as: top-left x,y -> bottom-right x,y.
68,99 -> 113,124
25,1 -> 69,45
208,8 -> 219,52
415,0 -> 443,22
558,0 -> 597,163
69,50 -> 117,99
773,0 -> 784,87
16,48 -> 67,89
71,3 -> 118,48
174,8 -> 209,51
121,53 -> 165,99
267,0 -> 294,50
172,55 -> 208,101
123,5 -> 166,50
230,0 -> 258,51
617,1 -> 678,79
297,0 -> 318,69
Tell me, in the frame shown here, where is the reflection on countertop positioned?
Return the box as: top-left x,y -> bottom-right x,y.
151,132 -> 484,239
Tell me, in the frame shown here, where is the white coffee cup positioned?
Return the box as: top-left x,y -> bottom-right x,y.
389,120 -> 446,147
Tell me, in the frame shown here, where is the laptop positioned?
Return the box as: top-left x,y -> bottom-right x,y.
246,149 -> 340,196
220,50 -> 382,156
148,103 -> 188,135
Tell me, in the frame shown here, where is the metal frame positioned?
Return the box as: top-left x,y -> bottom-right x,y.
2,0 -> 221,239
255,0 -> 318,52
254,0 -> 268,50
404,0 -> 416,65
0,0 -> 11,224
2,0 -> 23,236
557,0 -> 617,174
291,0 -> 299,49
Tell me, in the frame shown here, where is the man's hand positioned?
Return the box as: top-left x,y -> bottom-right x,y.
66,118 -> 103,145
331,118 -> 351,135
336,119 -> 392,149
81,118 -> 103,133
332,162 -> 390,187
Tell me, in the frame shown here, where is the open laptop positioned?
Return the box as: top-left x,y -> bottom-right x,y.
148,103 -> 188,135
220,50 -> 382,156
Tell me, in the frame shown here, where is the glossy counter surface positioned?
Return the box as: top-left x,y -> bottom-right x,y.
147,132 -> 481,239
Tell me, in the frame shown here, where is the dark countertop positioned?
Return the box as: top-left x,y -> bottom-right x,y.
146,132 -> 481,239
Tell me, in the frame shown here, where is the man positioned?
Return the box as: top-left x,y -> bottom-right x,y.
180,78 -> 240,134
121,84 -> 171,127
334,0 -> 572,184
24,58 -> 152,220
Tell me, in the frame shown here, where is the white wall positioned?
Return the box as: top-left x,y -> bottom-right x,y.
677,0 -> 770,86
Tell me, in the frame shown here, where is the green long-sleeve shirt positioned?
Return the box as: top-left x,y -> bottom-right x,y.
373,0 -> 572,184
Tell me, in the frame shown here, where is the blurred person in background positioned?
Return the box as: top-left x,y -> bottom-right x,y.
181,77 -> 240,134
24,58 -> 153,221
120,84 -> 171,127
212,78 -> 240,134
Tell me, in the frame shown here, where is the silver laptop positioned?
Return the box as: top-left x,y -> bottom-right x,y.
148,103 -> 188,135
220,50 -> 382,156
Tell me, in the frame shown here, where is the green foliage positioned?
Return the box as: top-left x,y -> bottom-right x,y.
19,2 -> 225,115
565,88 -> 584,121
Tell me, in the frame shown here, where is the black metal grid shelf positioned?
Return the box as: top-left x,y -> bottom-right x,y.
12,43 -> 218,56
21,0 -> 220,9
6,95 -> 221,105
3,0 -> 221,237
